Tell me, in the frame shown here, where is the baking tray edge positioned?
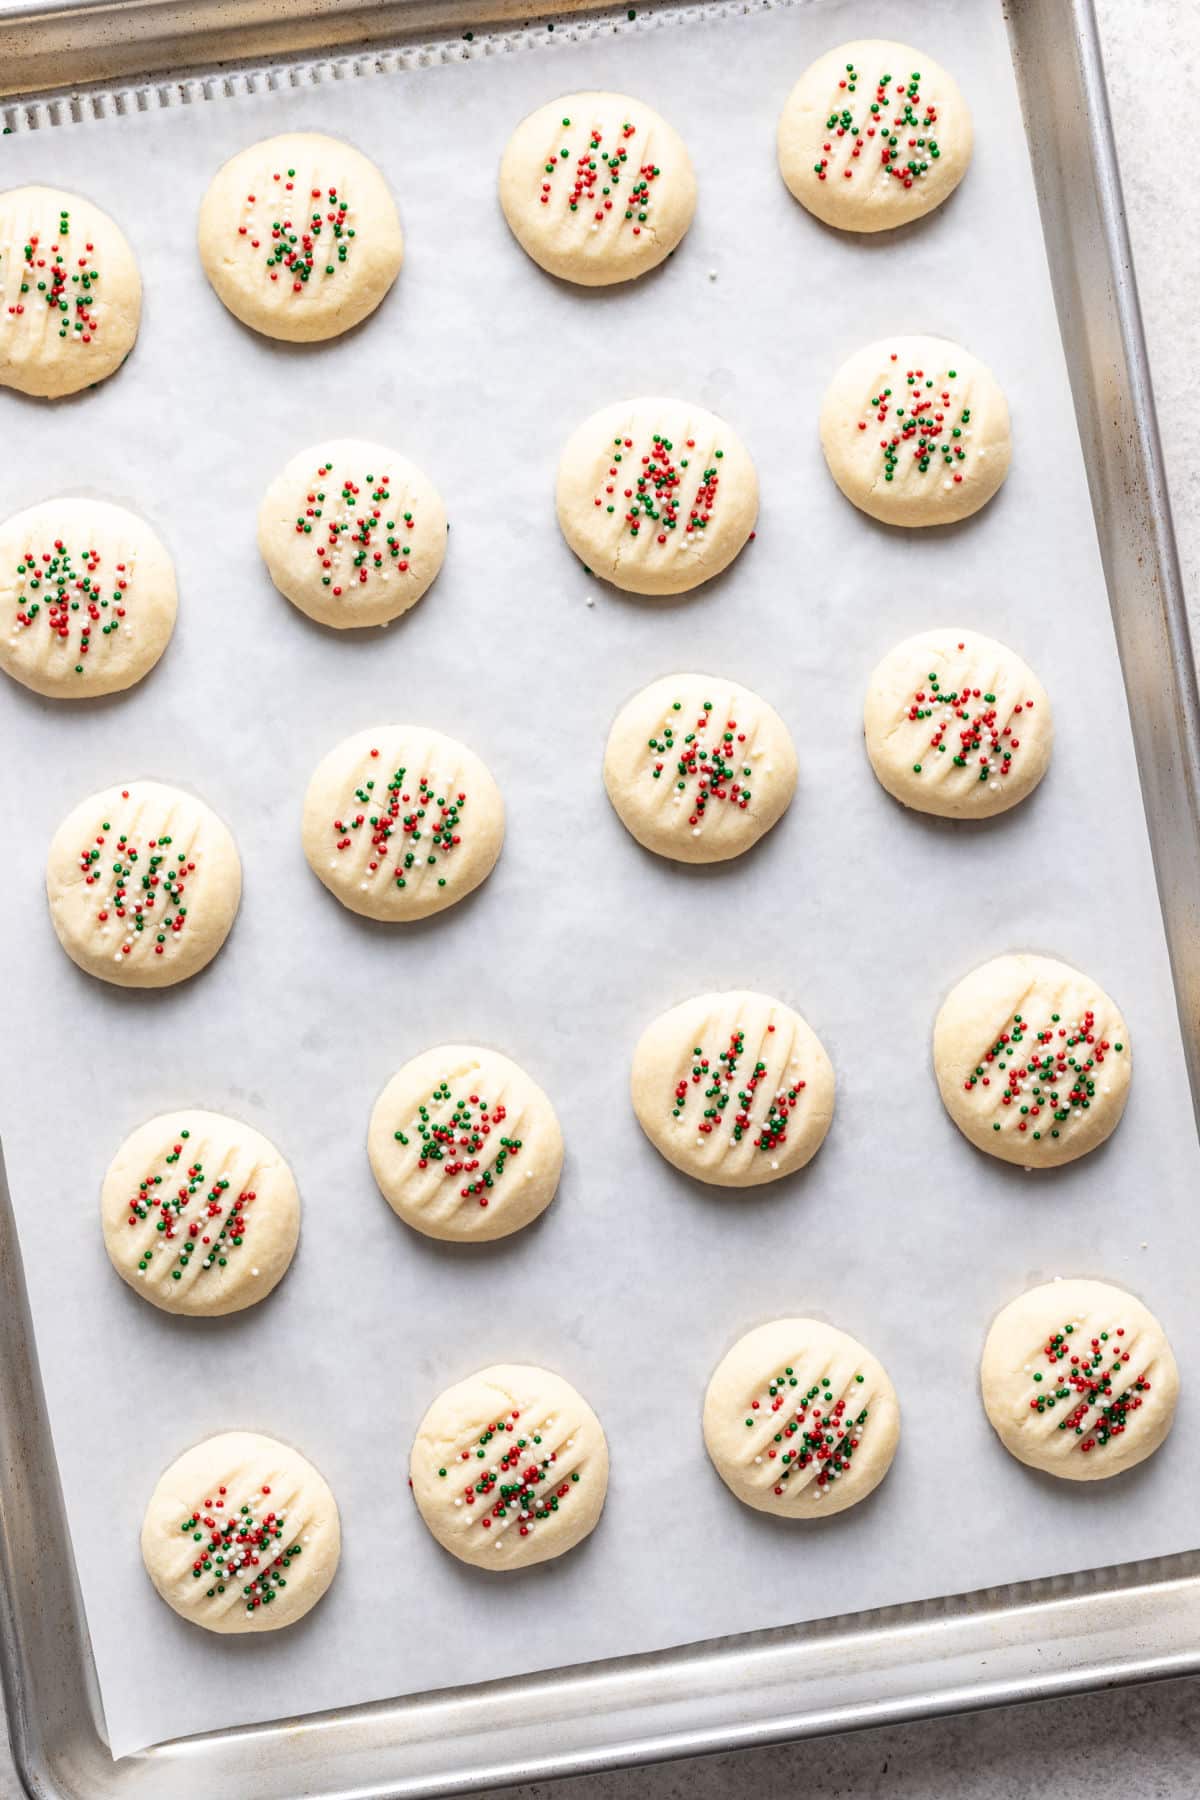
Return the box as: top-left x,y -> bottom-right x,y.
2,0 -> 1200,1794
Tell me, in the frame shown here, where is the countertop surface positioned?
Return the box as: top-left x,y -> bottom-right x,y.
2,0 -> 1198,1794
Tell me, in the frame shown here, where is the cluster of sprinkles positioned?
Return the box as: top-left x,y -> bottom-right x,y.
79,798 -> 196,961
648,698 -> 752,833
904,652 -> 1033,784
859,355 -> 972,492
814,63 -> 940,187
181,1482 -> 301,1611
5,209 -> 102,343
540,114 -> 659,236
435,1407 -> 579,1546
672,1021 -> 806,1155
9,537 -> 132,677
963,1006 -> 1123,1142
237,167 -> 353,291
594,431 -> 723,546
293,460 -> 415,598
126,1128 -> 256,1282
332,748 -> 465,892
1026,1319 -> 1150,1456
394,1082 -> 521,1207
743,1363 -> 870,1499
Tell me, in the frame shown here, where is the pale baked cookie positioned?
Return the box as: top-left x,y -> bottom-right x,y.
101,1110 -> 300,1315
704,1318 -> 900,1517
141,1430 -> 340,1632
46,779 -> 242,988
0,497 -> 176,698
981,1279 -> 1179,1481
605,672 -> 797,863
0,185 -> 141,398
631,990 -> 835,1187
778,41 -> 972,232
934,954 -> 1131,1167
820,336 -> 1010,526
302,724 -> 504,921
198,133 -> 402,342
556,397 -> 758,596
499,91 -> 696,285
368,1045 -> 562,1242
409,1364 -> 608,1570
257,438 -> 447,629
864,629 -> 1052,819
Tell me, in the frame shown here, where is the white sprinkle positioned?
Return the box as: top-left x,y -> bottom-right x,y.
692,827 -> 701,836
770,1159 -> 779,1170
708,269 -> 718,281
585,595 -> 595,608
250,1266 -> 260,1277
454,1498 -> 463,1508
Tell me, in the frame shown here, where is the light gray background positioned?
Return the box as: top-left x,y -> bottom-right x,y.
3,0 -> 1198,1793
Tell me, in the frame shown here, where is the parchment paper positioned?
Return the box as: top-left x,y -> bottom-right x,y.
2,0 -> 1198,1762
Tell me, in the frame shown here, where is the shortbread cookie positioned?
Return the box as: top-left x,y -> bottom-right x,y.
778,41 -> 972,232
632,990 -> 835,1187
704,1318 -> 900,1517
556,397 -> 758,595
369,1045 -> 562,1242
934,954 -> 1131,1167
141,1431 -> 340,1632
981,1279 -> 1178,1481
302,724 -> 504,921
500,91 -> 696,285
820,336 -> 1010,526
0,497 -> 176,698
605,672 -> 797,862
257,438 -> 447,629
198,133 -> 402,342
46,779 -> 242,988
0,184 -> 141,397
864,629 -> 1052,818
101,1111 -> 300,1315
410,1364 -> 608,1570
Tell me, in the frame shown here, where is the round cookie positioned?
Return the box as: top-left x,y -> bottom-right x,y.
369,1045 -> 562,1242
704,1317 -> 900,1517
0,497 -> 176,698
499,91 -> 696,286
934,953 -> 1131,1167
0,184 -> 141,398
409,1364 -> 608,1570
46,779 -> 242,988
864,629 -> 1052,819
981,1278 -> 1179,1481
101,1110 -> 300,1315
604,672 -> 797,863
141,1430 -> 340,1632
556,397 -> 758,596
631,990 -> 835,1187
302,724 -> 504,922
778,41 -> 972,232
198,133 -> 402,342
257,438 -> 447,629
820,336 -> 1011,526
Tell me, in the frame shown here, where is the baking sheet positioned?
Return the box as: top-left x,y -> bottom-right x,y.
2,0 -> 1198,1762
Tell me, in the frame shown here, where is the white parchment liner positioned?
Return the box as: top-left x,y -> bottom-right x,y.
1,0 -> 1197,1760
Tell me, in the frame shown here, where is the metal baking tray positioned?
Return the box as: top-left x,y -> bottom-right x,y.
2,0 -> 1199,1793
